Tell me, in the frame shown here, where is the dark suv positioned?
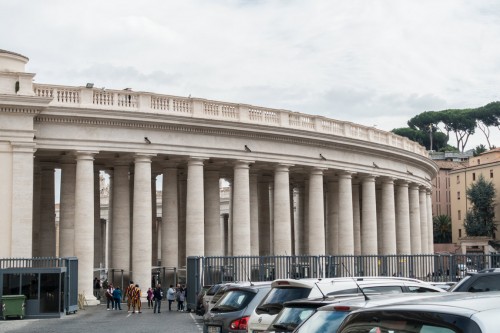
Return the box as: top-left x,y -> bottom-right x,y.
449,269 -> 500,292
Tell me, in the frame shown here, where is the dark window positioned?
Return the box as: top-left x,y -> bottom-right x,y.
457,191 -> 460,200
467,275 -> 500,292
212,289 -> 254,312
491,169 -> 494,178
21,273 -> 38,300
472,173 -> 476,181
256,287 -> 311,315
40,273 -> 60,313
458,210 -> 461,220
407,286 -> 441,293
2,273 -> 20,295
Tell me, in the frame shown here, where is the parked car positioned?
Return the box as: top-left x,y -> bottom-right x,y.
203,282 -> 272,333
195,285 -> 213,316
336,292 -> 500,333
292,293 -> 444,333
449,270 -> 500,292
203,283 -> 226,314
247,276 -> 444,333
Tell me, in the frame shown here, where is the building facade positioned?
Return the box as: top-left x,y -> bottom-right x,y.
0,50 -> 437,303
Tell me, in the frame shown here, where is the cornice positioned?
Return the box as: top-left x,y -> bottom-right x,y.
0,105 -> 41,115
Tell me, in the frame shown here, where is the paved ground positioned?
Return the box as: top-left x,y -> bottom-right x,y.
0,302 -> 203,333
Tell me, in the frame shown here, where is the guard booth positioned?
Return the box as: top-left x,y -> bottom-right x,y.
0,257 -> 78,319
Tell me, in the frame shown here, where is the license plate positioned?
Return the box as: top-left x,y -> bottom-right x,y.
207,326 -> 221,333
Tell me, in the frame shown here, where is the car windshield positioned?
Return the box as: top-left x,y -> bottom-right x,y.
211,289 -> 254,312
295,310 -> 349,333
272,306 -> 316,331
206,284 -> 222,296
256,287 -> 311,315
211,287 -> 230,304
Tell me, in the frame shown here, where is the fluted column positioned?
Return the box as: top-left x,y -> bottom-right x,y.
111,163 -> 131,279
426,189 -> 434,253
409,184 -> 422,254
232,161 -> 252,255
258,178 -> 271,255
59,160 -> 76,257
308,168 -> 325,255
186,158 -> 205,257
327,179 -> 339,255
361,175 -> 377,255
74,151 -> 97,304
132,154 -> 153,294
338,172 -> 354,255
352,180 -> 361,255
162,163 -> 179,268
249,172 -> 259,256
204,170 -> 221,256
381,178 -> 397,255
419,187 -> 429,254
395,181 -> 411,254
273,164 -> 292,255
39,164 -> 56,257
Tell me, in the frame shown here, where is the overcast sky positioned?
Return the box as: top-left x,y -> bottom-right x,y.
2,0 -> 500,149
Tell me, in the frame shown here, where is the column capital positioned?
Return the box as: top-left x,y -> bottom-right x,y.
360,174 -> 377,182
337,170 -> 355,179
233,160 -> 254,169
396,179 -> 410,186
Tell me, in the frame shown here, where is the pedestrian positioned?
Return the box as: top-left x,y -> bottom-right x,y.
177,285 -> 186,311
153,283 -> 163,314
125,281 -> 135,312
112,287 -> 122,310
147,287 -> 154,309
132,284 -> 142,313
166,284 -> 176,311
93,277 -> 101,300
105,284 -> 114,310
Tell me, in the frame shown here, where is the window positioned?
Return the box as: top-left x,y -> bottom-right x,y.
458,210 -> 461,220
457,191 -> 460,200
472,173 -> 476,181
456,175 -> 460,184
459,229 -> 462,238
491,169 -> 494,178
478,159 -> 481,164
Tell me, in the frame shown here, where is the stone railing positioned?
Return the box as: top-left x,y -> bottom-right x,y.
33,84 -> 428,157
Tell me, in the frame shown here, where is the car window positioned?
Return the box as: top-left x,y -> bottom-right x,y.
468,275 -> 500,292
295,310 -> 349,333
407,286 -> 441,293
206,284 -> 221,296
212,289 -> 254,312
255,287 -> 311,315
272,306 -> 316,331
362,286 -> 403,294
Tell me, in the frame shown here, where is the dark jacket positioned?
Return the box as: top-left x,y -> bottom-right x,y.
112,288 -> 122,300
153,287 -> 163,300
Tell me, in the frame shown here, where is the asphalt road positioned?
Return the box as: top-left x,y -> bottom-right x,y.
0,302 -> 203,333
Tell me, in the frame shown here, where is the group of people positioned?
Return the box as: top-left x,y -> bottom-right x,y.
94,277 -> 188,314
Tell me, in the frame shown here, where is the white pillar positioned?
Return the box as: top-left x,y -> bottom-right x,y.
0,143 -> 12,257
186,158 -> 205,257
111,163 -> 131,279
352,180 -> 361,255
59,160 -> 76,257
327,179 -> 339,255
178,173 -> 187,264
308,168 -> 325,255
250,172 -> 259,256
273,164 -> 292,255
361,175 -> 377,255
32,164 -> 41,257
295,183 -> 305,255
132,154 -> 153,294
409,184 -> 422,254
419,187 -> 429,254
94,169 -> 101,270
427,189 -> 434,253
233,161 -> 252,255
338,172 -> 354,255
381,178 -> 397,255
74,151 -> 98,304
204,170 -> 222,256
258,178 -> 271,255
395,181 -> 411,254
151,174 -> 158,266
162,163 -> 179,268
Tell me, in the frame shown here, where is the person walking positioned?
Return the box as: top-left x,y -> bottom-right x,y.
147,287 -> 154,309
112,287 -> 122,310
153,283 -> 163,314
166,285 -> 176,311
105,284 -> 114,310
177,285 -> 186,312
125,281 -> 135,312
132,284 -> 142,313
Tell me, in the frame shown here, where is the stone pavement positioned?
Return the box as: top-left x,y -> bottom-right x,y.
0,302 -> 203,333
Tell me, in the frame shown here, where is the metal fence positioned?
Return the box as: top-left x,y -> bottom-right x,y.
192,254 -> 500,286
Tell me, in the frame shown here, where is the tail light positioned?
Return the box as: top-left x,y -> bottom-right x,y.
333,306 -> 351,311
229,316 -> 249,330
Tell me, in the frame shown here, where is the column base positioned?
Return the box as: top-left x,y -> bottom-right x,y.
84,294 -> 100,306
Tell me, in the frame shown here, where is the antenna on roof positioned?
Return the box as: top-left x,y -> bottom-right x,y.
314,281 -> 327,299
342,262 -> 370,301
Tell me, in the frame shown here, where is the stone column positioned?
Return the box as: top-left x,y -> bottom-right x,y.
178,171 -> 187,264
10,143 -> 35,257
74,151 -> 98,304
39,164 -> 56,257
250,172 -> 259,256
186,158 -> 205,257
232,161 -> 252,255
106,171 -> 113,276
258,178 -> 271,255
0,143 -> 12,257
111,163 -> 131,282
361,175 -> 377,255
380,178 -> 397,254
273,164 -> 292,255
59,160 -> 76,257
427,189 -> 434,253
132,154 -> 153,294
326,179 -> 339,255
338,172 -> 354,255
32,163 -> 41,257
294,183 -> 305,255
352,180 -> 361,255
308,168 -> 325,255
419,187 -> 429,254
395,181 -> 411,255
409,184 -> 422,254
94,169 -> 102,271
204,170 -> 222,256
151,174 -> 158,266
162,163 -> 179,268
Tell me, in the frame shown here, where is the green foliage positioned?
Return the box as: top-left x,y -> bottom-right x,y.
463,175 -> 497,237
391,127 -> 448,151
472,144 -> 487,157
438,145 -> 459,153
433,215 -> 452,243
